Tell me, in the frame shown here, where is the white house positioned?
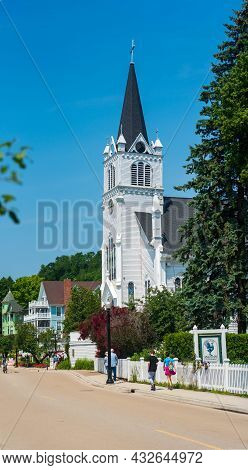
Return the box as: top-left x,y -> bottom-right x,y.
101,49 -> 193,307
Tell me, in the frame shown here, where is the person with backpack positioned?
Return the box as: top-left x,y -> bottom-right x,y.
148,350 -> 158,391
164,353 -> 176,390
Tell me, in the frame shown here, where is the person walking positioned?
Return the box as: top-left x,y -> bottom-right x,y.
53,354 -> 58,370
103,351 -> 108,374
164,353 -> 176,390
110,349 -> 118,382
2,356 -> 8,374
148,350 -> 158,391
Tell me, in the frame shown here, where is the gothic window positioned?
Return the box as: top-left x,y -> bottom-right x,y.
131,162 -> 151,187
145,279 -> 151,296
128,282 -> 134,302
131,163 -> 137,185
145,164 -> 151,186
108,168 -> 111,190
107,236 -> 116,280
175,277 -> 181,290
108,165 -> 116,190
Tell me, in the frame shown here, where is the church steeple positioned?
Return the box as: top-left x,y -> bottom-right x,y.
117,53 -> 148,151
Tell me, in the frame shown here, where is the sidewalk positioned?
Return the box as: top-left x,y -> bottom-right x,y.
68,369 -> 248,415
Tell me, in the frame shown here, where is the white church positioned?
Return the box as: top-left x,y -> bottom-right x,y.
101,49 -> 193,307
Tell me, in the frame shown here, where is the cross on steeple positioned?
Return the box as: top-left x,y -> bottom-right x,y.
130,40 -> 135,64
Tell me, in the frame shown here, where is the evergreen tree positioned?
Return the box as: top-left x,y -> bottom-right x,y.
176,2 -> 248,332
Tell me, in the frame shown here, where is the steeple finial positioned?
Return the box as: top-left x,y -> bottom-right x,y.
130,39 -> 135,64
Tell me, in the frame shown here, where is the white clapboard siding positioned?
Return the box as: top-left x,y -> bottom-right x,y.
95,358 -> 248,395
69,332 -> 97,368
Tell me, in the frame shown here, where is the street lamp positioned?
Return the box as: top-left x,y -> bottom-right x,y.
105,298 -> 114,384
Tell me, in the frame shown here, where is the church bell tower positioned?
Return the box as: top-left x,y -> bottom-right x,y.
101,43 -> 164,306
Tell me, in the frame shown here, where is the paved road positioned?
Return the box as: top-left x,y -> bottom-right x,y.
0,368 -> 247,450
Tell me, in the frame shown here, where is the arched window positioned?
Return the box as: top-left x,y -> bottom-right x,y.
145,279 -> 151,296
108,164 -> 116,190
108,168 -> 111,190
138,162 -> 144,186
175,277 -> 181,290
131,162 -> 151,187
145,164 -> 151,186
131,163 -> 137,185
128,282 -> 134,302
112,166 -> 115,187
107,236 -> 116,280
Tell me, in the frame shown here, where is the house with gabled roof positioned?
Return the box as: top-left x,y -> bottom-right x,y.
1,290 -> 24,336
24,279 -> 100,336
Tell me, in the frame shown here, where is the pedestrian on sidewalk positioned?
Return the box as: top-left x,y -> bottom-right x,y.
104,351 -> 108,374
164,353 -> 176,390
148,350 -> 158,391
110,349 -> 118,382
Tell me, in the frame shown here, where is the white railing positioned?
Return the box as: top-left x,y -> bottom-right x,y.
24,312 -> 51,322
94,358 -> 248,395
29,300 -> 49,307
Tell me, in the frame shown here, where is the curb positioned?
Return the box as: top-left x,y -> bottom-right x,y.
68,371 -> 248,416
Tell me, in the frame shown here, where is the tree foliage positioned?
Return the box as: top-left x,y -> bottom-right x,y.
0,140 -> 29,223
0,276 -> 14,302
176,2 -> 248,332
63,286 -> 101,333
12,275 -> 43,309
39,251 -> 101,281
143,287 -> 189,341
0,334 -> 15,356
15,323 -> 56,363
80,307 -> 155,358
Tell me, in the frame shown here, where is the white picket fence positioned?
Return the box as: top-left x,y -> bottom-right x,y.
94,357 -> 248,395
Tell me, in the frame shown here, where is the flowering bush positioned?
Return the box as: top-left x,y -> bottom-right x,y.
32,363 -> 48,368
80,307 -> 155,358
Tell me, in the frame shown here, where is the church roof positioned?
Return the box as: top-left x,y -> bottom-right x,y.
162,197 -> 194,255
1,290 -> 23,313
135,196 -> 193,255
117,63 -> 148,150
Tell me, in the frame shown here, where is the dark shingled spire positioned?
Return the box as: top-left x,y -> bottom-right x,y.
117,63 -> 148,150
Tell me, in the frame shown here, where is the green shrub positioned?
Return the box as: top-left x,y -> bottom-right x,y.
73,358 -> 94,370
130,349 -> 151,361
56,358 -> 71,370
159,332 -> 194,362
226,334 -> 248,364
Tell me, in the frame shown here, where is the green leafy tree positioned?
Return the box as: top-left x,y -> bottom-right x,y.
0,140 -> 29,223
0,334 -> 15,356
0,277 -> 14,302
143,287 -> 189,342
39,251 -> 101,281
63,286 -> 101,333
176,2 -> 248,332
12,275 -> 43,310
16,323 -> 56,363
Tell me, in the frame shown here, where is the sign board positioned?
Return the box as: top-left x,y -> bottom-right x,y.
198,334 -> 222,363
190,326 -> 228,364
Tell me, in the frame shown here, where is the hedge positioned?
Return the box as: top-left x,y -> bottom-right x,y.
131,333 -> 248,364
56,358 -> 71,370
160,332 -> 195,362
74,358 -> 94,370
226,334 -> 248,364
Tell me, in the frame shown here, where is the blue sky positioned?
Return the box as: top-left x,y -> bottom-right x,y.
0,0 -> 241,279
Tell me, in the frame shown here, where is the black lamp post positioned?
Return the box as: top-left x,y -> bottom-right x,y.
105,299 -> 114,384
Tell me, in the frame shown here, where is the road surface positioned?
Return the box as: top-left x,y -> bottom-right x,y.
0,368 -> 247,450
